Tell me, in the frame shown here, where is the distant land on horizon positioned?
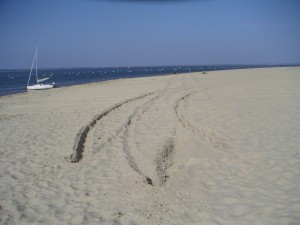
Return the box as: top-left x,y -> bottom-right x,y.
1,63 -> 299,72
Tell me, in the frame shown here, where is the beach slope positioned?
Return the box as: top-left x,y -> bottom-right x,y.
1,67 -> 300,225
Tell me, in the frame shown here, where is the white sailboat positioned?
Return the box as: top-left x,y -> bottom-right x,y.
27,47 -> 55,90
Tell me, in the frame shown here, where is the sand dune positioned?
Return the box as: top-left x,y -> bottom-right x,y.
1,67 -> 300,225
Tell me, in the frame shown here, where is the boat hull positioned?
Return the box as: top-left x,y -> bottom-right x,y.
27,84 -> 54,90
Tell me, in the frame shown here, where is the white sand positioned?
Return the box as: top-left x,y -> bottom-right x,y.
0,67 -> 300,225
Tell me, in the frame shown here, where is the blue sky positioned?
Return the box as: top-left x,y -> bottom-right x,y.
0,0 -> 299,69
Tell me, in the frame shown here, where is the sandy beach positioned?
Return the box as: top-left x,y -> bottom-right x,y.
0,67 -> 300,225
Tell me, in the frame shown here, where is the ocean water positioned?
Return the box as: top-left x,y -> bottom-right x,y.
0,65 -> 291,96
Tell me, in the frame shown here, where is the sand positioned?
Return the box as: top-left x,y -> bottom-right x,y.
0,67 -> 300,225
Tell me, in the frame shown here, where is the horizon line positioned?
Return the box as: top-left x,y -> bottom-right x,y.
0,63 -> 299,71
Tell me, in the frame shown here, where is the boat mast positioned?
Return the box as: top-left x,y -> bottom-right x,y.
35,46 -> 38,83
27,48 -> 36,85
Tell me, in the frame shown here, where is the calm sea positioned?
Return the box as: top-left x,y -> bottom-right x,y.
0,65 -> 292,96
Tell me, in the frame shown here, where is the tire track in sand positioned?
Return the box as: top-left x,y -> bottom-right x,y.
68,74 -> 199,188
175,90 -> 231,149
68,92 -> 154,163
122,89 -> 190,186
68,75 -> 183,163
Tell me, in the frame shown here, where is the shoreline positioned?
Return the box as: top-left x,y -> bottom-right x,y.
1,65 -> 299,98
1,67 -> 299,225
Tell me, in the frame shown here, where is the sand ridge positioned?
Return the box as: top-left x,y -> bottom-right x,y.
0,67 -> 300,225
